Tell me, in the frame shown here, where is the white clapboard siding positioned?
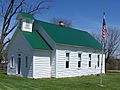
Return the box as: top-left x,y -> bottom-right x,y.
7,63 -> 16,75
55,47 -> 105,78
7,31 -> 33,78
51,50 -> 56,77
81,53 -> 89,69
7,54 -> 17,75
70,52 -> 78,69
25,57 -> 33,78
100,54 -> 105,74
33,51 -> 51,78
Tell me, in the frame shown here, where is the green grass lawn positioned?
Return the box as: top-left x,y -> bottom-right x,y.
0,70 -> 120,90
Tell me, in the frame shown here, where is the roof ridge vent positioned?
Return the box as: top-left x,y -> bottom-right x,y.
59,21 -> 65,26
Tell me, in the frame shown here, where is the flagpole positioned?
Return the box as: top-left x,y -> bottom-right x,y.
100,38 -> 105,86
99,12 -> 108,86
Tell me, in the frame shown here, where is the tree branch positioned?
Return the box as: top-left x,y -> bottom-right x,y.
3,39 -> 10,47
4,0 -> 15,22
6,22 -> 18,36
4,0 -> 25,33
27,0 -> 50,15
0,0 -> 51,53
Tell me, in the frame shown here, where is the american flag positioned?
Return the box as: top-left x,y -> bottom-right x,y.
102,12 -> 108,38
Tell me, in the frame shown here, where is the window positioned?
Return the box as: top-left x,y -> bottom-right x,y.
66,53 -> 69,68
66,61 -> 69,68
25,23 -> 30,29
24,20 -> 30,29
97,55 -> 100,67
89,61 -> 91,67
78,54 -> 81,68
89,54 -> 91,67
25,56 -> 28,68
10,56 -> 14,68
89,54 -> 91,60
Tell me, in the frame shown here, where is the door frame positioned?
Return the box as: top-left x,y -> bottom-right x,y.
17,53 -> 21,75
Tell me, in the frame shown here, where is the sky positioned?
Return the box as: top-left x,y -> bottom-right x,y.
36,0 -> 120,33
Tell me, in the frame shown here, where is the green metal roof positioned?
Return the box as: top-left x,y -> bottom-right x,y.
17,12 -> 34,20
34,20 -> 102,49
21,29 -> 51,50
15,12 -> 102,50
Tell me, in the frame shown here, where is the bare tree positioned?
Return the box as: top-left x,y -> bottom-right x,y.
0,0 -> 51,62
105,28 -> 120,62
51,18 -> 72,27
92,27 -> 120,64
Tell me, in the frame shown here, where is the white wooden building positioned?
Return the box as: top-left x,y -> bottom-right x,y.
7,12 -> 105,78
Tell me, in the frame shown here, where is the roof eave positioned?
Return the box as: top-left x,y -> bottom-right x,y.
56,43 -> 102,51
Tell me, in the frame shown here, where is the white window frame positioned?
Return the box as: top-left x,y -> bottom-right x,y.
10,56 -> 14,68
78,53 -> 81,68
88,54 -> 91,67
66,53 -> 70,68
24,20 -> 31,29
97,55 -> 100,67
25,56 -> 28,68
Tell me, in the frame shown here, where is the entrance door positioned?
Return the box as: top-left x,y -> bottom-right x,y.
18,57 -> 21,74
